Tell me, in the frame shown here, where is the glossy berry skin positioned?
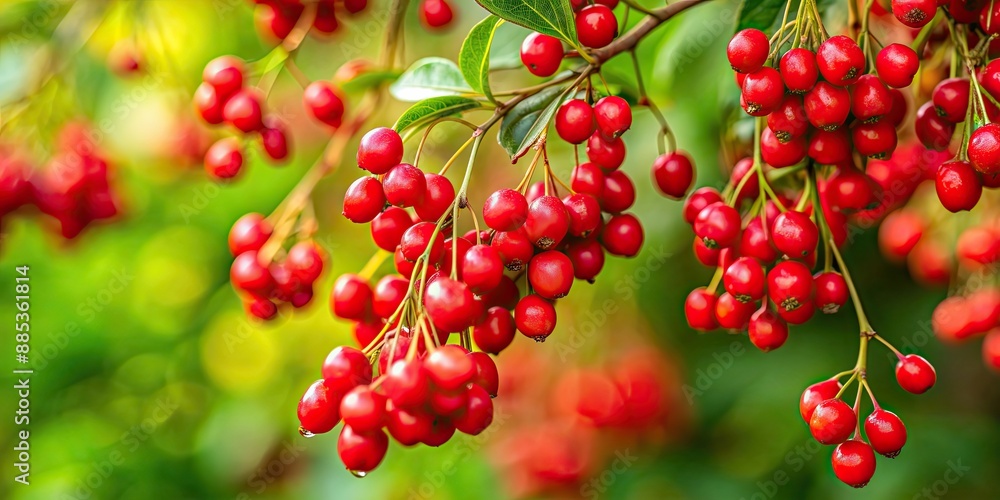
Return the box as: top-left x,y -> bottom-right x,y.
514,294 -> 556,341
895,354 -> 936,394
767,260 -> 815,312
779,48 -> 819,92
600,213 -> 643,257
424,344 -> 475,390
814,272 -> 848,313
852,74 -> 893,122
414,173 -> 454,222
566,239 -> 605,281
982,59 -> 1000,99
370,207 -> 413,252
593,96 -> 632,139
454,385 -> 494,435
915,102 -> 956,151
799,379 -> 843,422
875,43 -> 919,88
865,409 -> 907,458
492,229 -> 534,271
287,241 -> 325,284
342,177 -> 386,223
304,81 -> 345,128
382,163 -> 426,207
520,33 -> 563,77
357,127 -> 404,175
714,292 -> 755,330
816,36 -> 865,86
804,82 -> 851,130
968,123 -> 1000,175
474,307 -> 516,354
194,83 -> 225,124
740,217 -> 779,264
741,67 -> 784,116
524,195 -> 570,250
563,193 -> 601,237
727,28 -> 769,73
853,120 -> 898,159
425,278 -> 479,333
261,120 -> 289,161
723,256 -> 767,302
768,95 -> 809,142
892,0 -> 937,28
420,0 -> 453,29
682,187 -> 723,225
601,170 -> 635,214
373,275 -> 408,319
401,222 -> 445,263
340,385 -> 386,433
832,440 -> 876,488
694,202 -> 741,249
586,133 -> 626,170
935,160 -> 982,213
223,88 -> 264,133
748,308 -> 789,352
932,78 -> 970,123
202,55 -> 244,99
771,210 -> 818,258
337,426 -> 389,473
383,360 -> 429,408
575,5 -> 617,49
229,213 -> 272,256
463,244 -> 504,295
385,402 -> 432,446
483,188 -> 528,231
528,251 -> 574,299
297,379 -> 342,434
555,99 -> 596,144
809,399 -> 856,445
231,251 -> 273,294
651,151 -> 695,198
808,128 -> 852,165
322,346 -> 373,392
761,128 -> 807,167
204,137 -> 244,179
685,287 -> 718,331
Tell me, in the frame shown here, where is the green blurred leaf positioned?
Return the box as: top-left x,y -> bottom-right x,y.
393,96 -> 483,136
340,69 -> 401,94
475,0 -> 577,45
498,86 -> 565,162
735,0 -> 785,32
459,15 -> 504,103
389,57 -> 472,102
261,47 -> 289,74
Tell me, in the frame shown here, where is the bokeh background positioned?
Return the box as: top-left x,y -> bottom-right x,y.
1,1 -> 998,499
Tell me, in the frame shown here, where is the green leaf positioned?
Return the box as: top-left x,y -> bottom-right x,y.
497,86 -> 566,162
340,70 -> 401,94
735,0 -> 785,32
389,57 -> 472,102
474,0 -> 577,45
459,15 -> 504,103
261,47 -> 289,74
489,22 -> 532,70
392,96 -> 483,136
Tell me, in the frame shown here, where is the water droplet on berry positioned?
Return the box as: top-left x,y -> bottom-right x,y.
349,469 -> 368,478
298,426 -> 315,438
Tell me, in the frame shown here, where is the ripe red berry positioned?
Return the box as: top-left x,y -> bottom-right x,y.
555,99 -> 596,144
768,95 -> 810,142
491,229 -> 534,272
373,275 -> 408,318
384,360 -> 429,408
804,81 -> 851,130
202,55 -> 244,99
385,402 -> 432,446
586,132 -> 626,170
694,202 -> 741,249
204,137 -> 244,179
683,187 -> 723,225
685,287 -> 718,331
875,43 -> 919,88
724,256 -> 767,302
799,379 -> 843,422
714,292 -> 756,330
304,81 -> 346,128
982,59 -> 1000,99
340,385 -> 387,433
740,217 -> 779,263
983,328 -> 1000,372
748,308 -> 789,352
968,123 -> 1000,175
600,213 -> 643,257
462,244 -> 504,294
297,379 -> 342,434
514,294 -> 557,341
809,399 -> 856,444
337,426 -> 389,473
425,277 -> 480,333
229,213 -> 272,256
528,251 -> 574,299
853,120 -> 898,159
575,4 -> 617,49
473,306 -> 516,354
331,274 -> 373,320
832,440 -> 877,488
571,161 -> 605,198
424,344 -> 475,390
771,211 -> 818,258
287,241 -> 325,284
370,207 -> 413,252
761,127 -> 807,167
520,33 -> 563,77
931,78 -> 970,123
767,260 -> 815,312
322,345 -> 373,392
483,188 -> 528,231
892,0 -> 937,27
915,102 -> 956,151
651,151 -> 695,198
454,384 -> 494,435
727,29 -> 769,73
231,251 -> 273,294
400,221 -> 445,263
935,160 -> 982,212
808,128 -> 853,165
357,127 -> 404,175
382,163 -> 426,207
593,96 -> 631,139
814,272 -> 849,313
600,170 -> 635,214
779,48 -> 819,93
413,173 -> 455,222
565,239 -> 605,281
852,74 -> 893,122
342,176 -> 386,223
563,193 -> 601,237
741,67 -> 785,116
194,83 -> 225,124
895,354 -> 936,394
524,195 -> 570,250
983,1 -> 1000,35
865,409 -> 907,458
816,35 -> 865,86
420,0 -> 454,29
260,119 -> 290,161
223,88 -> 265,133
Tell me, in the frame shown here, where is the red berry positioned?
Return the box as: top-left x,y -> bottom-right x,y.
779,48 -> 819,93
685,287 -> 718,331
424,344 -> 475,390
878,210 -> 924,260
740,217 -> 779,263
761,127 -> 807,167
229,213 -> 272,256
575,5 -> 617,49
382,163 -> 426,207
651,151 -> 695,198
727,28 -> 769,73
723,256 -> 767,302
524,195 -> 570,249
414,173 -> 454,221
826,167 -> 877,211
571,161 -> 605,198
474,307 -> 516,355
968,123 -> 1000,175
601,170 -> 635,214
483,188 -> 528,231
814,271 -> 849,313
454,384 -> 494,435
287,240 -> 325,283
555,99 -> 596,144
337,426 -> 388,473
935,160 -> 982,212
875,43 -> 919,88
682,187 -> 723,225
384,360 -> 429,408
223,88 -> 265,133
400,221 -> 445,263
852,120 -> 898,159
322,345 -> 373,392
357,127 -> 404,175
767,260 -> 815,312
714,292 -> 756,330
514,294 -> 557,341
340,385 -> 387,433
768,95 -> 810,142
342,176 -> 386,223
194,82 -> 225,124
915,102 -> 956,151
297,379 -> 342,434
865,409 -> 907,458
420,0 -> 454,29
462,244 -> 504,294
593,96 -> 631,139
312,0 -> 339,33
261,119 -> 290,161
371,206 -> 414,252
852,74 -> 893,122
586,132 -> 626,170
563,193 -> 602,237
931,77 -> 970,123
809,399 -> 856,444
983,328 -> 1000,372
832,440 -> 876,488
808,128 -> 853,165
895,354 -> 936,394
385,402 -> 432,446
772,210 -> 818,258
422,417 -> 457,446
491,229 -> 534,271
520,33 -> 563,77
424,277 -> 479,333
528,251 -> 574,299
202,55 -> 244,99
332,274 -> 374,321
799,379 -> 843,422
565,239 -> 605,281
816,35 -> 865,86
600,213 -> 643,257
304,81 -> 345,127
468,352 -> 500,396
748,307 -> 789,352
204,137 -> 243,179
741,67 -> 785,116
373,275 -> 408,319
981,59 -> 1000,100
694,202 -> 741,249
804,81 -> 851,130
231,251 -> 273,293
892,0 -> 937,27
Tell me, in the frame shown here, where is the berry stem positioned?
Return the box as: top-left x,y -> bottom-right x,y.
857,0 -> 875,63
436,135 -> 476,176
358,250 -> 391,281
629,50 -> 675,155
450,135 -> 485,277
861,377 -> 880,410
828,238 -> 875,335
873,333 -> 905,361
411,117 -> 478,168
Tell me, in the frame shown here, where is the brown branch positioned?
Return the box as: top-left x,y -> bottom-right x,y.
592,0 -> 713,63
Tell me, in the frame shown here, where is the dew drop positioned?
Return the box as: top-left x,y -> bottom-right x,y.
349,469 -> 368,478
298,426 -> 315,438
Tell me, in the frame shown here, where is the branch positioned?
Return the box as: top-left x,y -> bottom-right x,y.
592,0 -> 713,63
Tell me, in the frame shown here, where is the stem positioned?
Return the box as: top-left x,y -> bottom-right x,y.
450,136 -> 484,277
829,240 -> 875,334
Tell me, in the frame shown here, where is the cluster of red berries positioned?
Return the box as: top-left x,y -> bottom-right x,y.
228,213 -> 327,320
0,123 -> 119,239
798,351 -> 935,488
297,343 -> 497,473
251,0 -> 369,43
194,56 -> 290,179
519,0 -> 619,78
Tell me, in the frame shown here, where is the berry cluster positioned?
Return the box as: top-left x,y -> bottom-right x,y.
0,123 -> 119,239
251,0 -> 370,43
519,1 -> 619,79
194,55 -> 291,179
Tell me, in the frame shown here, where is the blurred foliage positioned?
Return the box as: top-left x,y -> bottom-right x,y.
0,1 -> 998,499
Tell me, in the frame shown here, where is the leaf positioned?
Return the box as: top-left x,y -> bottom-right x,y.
497,86 -> 566,161
392,96 -> 483,136
459,15 -> 504,103
261,47 -> 289,74
489,22 -> 532,70
475,0 -> 577,45
340,70 -> 401,94
735,0 -> 786,32
389,57 -> 472,102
